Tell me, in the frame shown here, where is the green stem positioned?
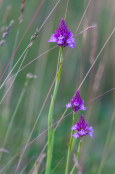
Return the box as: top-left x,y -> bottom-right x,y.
70,138 -> 82,174
45,47 -> 63,174
65,113 -> 75,174
8,25 -> 20,72
0,73 -> 33,161
77,138 -> 82,159
0,87 -> 26,161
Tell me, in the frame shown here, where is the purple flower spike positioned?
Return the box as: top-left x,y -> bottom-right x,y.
71,115 -> 94,139
48,18 -> 76,48
66,90 -> 86,113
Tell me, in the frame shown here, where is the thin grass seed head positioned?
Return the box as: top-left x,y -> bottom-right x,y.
71,115 -> 94,139
66,90 -> 86,113
19,0 -> 26,24
0,20 -> 14,46
28,28 -> 39,48
24,73 -> 37,87
48,18 -> 76,48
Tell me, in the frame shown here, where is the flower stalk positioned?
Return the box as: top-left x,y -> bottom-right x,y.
45,47 -> 63,174
46,18 -> 75,174
65,112 -> 75,174
70,138 -> 83,174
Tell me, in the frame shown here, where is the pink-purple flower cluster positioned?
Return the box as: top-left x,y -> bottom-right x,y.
48,18 -> 75,48
66,90 -> 86,113
48,18 -> 94,139
71,115 -> 94,139
66,90 -> 94,139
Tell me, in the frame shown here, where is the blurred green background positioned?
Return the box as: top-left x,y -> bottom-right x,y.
0,0 -> 115,173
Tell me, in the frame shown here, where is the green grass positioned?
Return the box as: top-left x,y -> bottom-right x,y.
0,0 -> 115,173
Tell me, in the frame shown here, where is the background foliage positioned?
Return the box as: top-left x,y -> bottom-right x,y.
0,0 -> 115,173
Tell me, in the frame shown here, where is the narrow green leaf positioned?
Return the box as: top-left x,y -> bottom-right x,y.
50,157 -> 64,174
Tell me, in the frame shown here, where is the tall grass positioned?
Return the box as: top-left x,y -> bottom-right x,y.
0,0 -> 115,173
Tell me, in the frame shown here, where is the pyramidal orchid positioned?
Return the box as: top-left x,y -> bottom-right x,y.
46,18 -> 76,174
71,115 -> 94,139
48,18 -> 76,48
66,90 -> 86,113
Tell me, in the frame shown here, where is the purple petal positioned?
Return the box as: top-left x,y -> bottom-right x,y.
71,125 -> 77,131
80,104 -> 86,111
87,132 -> 94,138
72,133 -> 79,139
66,103 -> 72,108
86,126 -> 94,132
48,34 -> 57,42
78,129 -> 86,136
66,37 -> 76,48
73,102 -> 79,106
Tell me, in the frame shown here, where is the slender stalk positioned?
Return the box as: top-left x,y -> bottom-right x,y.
0,46 -> 28,90
0,89 -> 25,161
0,0 -> 45,82
65,113 -> 75,174
77,138 -> 82,159
0,49 -> 28,104
45,47 -> 63,174
8,25 -> 20,73
98,108 -> 115,174
50,157 -> 64,174
70,138 -> 82,174
0,74 -> 32,161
